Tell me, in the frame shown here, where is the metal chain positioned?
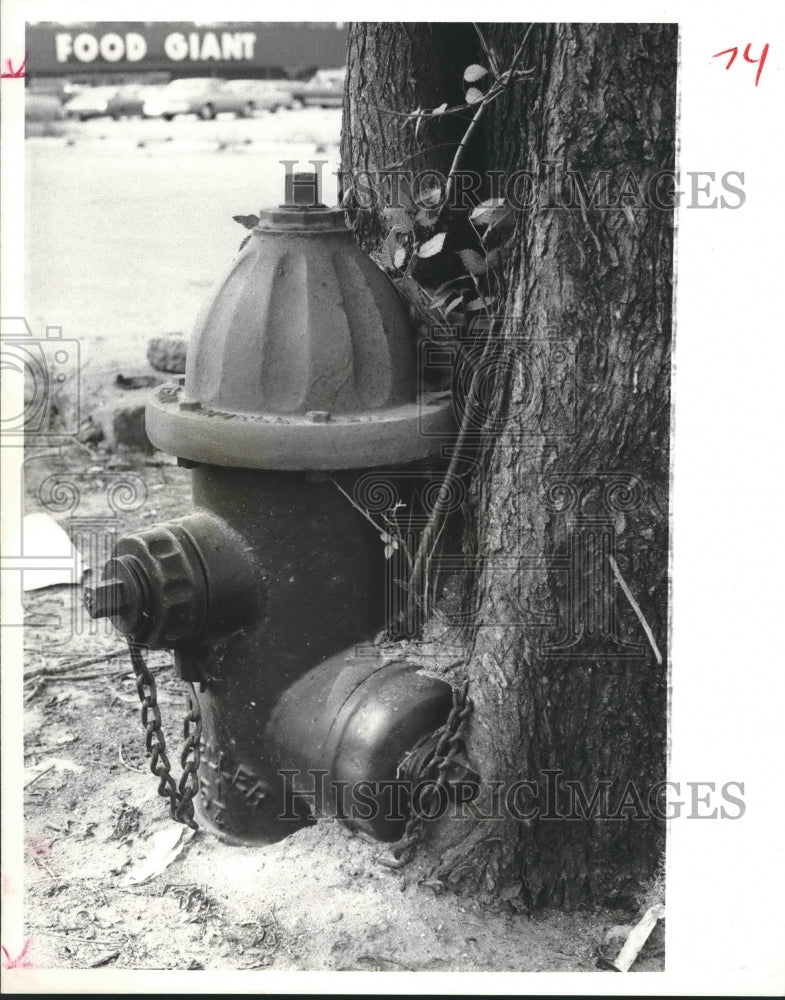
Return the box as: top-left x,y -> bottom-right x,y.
127,639 -> 201,830
386,679 -> 473,866
125,637 -> 470,848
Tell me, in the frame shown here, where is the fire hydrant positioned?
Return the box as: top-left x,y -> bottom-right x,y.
86,172 -> 471,846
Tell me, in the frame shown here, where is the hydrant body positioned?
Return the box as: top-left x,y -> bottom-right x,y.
87,175 -> 462,845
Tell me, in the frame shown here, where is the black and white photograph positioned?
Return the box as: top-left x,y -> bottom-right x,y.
1,3 -> 782,994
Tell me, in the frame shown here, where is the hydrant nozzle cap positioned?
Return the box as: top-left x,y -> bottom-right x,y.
284,171 -> 323,208
256,171 -> 343,232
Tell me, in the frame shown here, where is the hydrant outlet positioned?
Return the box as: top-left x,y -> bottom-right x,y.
85,511 -> 260,649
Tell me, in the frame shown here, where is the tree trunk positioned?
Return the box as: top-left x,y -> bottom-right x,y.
342,22 -> 676,908
341,22 -> 480,249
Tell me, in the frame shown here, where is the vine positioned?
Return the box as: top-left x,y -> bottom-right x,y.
361,25 -> 536,636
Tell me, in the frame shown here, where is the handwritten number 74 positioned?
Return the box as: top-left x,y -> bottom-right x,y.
713,43 -> 769,86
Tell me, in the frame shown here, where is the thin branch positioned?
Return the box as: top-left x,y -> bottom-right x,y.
380,142 -> 462,172
408,326 -> 498,626
440,24 -> 536,217
118,744 -> 145,774
501,23 -> 536,82
472,22 -> 501,79
608,555 -> 663,664
440,87 -> 505,217
372,102 -> 470,119
24,649 -> 129,681
332,478 -> 383,534
25,764 -> 55,789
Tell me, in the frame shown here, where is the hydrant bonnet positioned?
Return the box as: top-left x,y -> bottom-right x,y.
146,172 -> 455,470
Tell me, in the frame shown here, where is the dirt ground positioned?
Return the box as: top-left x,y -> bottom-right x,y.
18,444 -> 663,975
12,116 -> 664,978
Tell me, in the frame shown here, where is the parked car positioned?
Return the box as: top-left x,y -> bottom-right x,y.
25,93 -> 65,122
222,80 -> 295,113
142,78 -> 255,120
291,68 -> 346,108
63,86 -> 123,121
106,84 -> 166,119
27,78 -> 83,104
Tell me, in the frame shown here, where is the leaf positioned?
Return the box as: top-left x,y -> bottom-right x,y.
485,246 -> 508,267
393,246 -> 407,269
379,229 -> 398,270
383,206 -> 414,233
122,827 -> 195,886
380,532 -> 391,543
457,248 -> 488,275
417,232 -> 447,259
397,175 -> 416,212
418,185 -> 442,209
415,208 -> 438,229
232,214 -> 258,230
464,64 -> 489,83
485,210 -> 515,234
470,198 -> 508,223
432,275 -> 471,298
465,87 -> 484,105
471,202 -> 514,228
432,102 -> 448,115
500,881 -> 523,901
413,106 -> 424,143
399,274 -> 426,305
465,297 -> 489,312
384,544 -> 394,560
430,288 -> 455,310
442,295 -> 465,316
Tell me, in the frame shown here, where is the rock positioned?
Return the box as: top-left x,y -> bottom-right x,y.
111,404 -> 154,452
147,336 -> 188,374
603,918 -> 665,957
115,373 -> 163,390
603,923 -> 634,949
77,416 -> 104,446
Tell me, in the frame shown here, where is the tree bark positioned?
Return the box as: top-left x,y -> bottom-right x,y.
341,22 -> 480,249
342,22 -> 676,908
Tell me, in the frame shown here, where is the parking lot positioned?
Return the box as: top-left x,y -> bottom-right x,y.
25,107 -> 341,388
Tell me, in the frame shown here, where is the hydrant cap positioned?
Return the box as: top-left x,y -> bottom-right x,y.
146,173 -> 455,470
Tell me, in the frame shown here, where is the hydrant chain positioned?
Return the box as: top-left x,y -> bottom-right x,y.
128,639 -> 200,830
386,680 -> 474,866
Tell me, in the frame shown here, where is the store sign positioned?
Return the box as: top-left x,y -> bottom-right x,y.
54,29 -> 257,65
27,22 -> 347,75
